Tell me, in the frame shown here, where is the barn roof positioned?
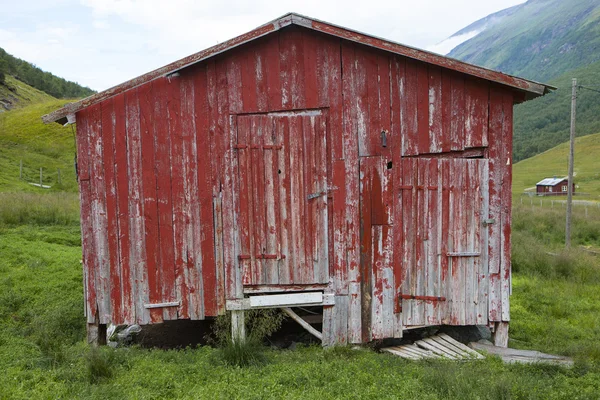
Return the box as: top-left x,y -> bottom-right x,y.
42,12 -> 555,124
536,177 -> 568,186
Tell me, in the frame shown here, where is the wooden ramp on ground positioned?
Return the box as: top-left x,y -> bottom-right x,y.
469,341 -> 574,366
382,333 -> 484,360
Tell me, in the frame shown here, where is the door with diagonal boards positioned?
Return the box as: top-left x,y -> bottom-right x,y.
235,111 -> 329,288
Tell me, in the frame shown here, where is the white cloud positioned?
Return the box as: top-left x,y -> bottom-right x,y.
2,0 -> 527,90
426,29 -> 483,55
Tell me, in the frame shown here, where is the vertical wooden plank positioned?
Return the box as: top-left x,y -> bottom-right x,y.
359,157 -> 373,342
341,42 -> 361,343
265,33 -> 282,111
113,93 -> 133,323
151,79 -> 177,320
302,116 -> 316,283
464,160 -> 476,326
236,116 -> 252,286
365,49 -> 380,156
465,79 -> 489,148
440,159 -> 451,324
227,54 -> 243,114
379,55 -> 392,158
289,116 -> 306,283
250,116 -> 266,283
401,158 -> 416,326
448,160 -> 460,324
391,56 -> 404,322
477,160 -> 490,325
355,47 -> 370,157
302,30 -> 319,109
88,103 -> 111,325
125,89 -> 149,325
501,91 -> 513,322
276,117 -> 292,284
101,99 -> 121,323
320,37 -> 345,292
263,116 -> 279,284
138,82 -> 163,323
412,158 -> 425,326
167,76 -> 189,319
488,86 -> 503,322
240,46 -> 258,113
254,42 -> 268,112
371,225 -> 394,339
440,70 -> 453,153
416,63 -> 430,155
332,159 -> 347,293
450,73 -> 465,151
181,75 -> 204,320
315,115 -> 329,284
77,110 -> 97,324
425,159 -> 440,325
193,68 -> 218,317
214,58 -> 236,300
402,59 -> 418,156
428,66 -> 443,154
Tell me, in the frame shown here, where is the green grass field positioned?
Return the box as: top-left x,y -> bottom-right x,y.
0,192 -> 599,398
512,132 -> 600,199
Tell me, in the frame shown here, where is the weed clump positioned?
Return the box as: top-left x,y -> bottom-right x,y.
208,309 -> 285,367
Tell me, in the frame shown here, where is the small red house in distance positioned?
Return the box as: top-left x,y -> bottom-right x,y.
536,177 -> 574,196
43,13 -> 552,347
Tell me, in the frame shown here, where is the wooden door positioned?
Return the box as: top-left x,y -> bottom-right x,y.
399,158 -> 489,327
235,112 -> 329,287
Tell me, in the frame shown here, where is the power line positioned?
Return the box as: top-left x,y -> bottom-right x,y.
578,85 -> 600,94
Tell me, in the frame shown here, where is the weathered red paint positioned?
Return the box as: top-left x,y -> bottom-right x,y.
62,17 -> 549,343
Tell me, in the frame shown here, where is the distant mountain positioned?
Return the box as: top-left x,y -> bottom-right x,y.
445,0 -> 600,162
448,0 -> 600,82
0,47 -> 95,102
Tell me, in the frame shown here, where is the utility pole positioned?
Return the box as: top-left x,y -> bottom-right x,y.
565,78 -> 577,248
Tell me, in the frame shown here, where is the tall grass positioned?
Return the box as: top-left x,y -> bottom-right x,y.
0,192 -> 80,225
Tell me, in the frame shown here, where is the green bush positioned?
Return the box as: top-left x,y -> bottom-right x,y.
209,309 -> 286,367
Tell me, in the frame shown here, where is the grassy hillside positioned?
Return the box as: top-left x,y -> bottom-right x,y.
0,75 -> 56,111
513,60 -> 600,161
513,132 -> 600,198
448,0 -> 600,82
0,94 -> 79,192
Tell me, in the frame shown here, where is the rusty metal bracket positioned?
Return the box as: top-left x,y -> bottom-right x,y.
400,294 -> 447,301
238,254 -> 286,260
308,185 -> 338,200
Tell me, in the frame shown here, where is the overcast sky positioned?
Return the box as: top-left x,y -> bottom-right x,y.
1,0 -> 526,92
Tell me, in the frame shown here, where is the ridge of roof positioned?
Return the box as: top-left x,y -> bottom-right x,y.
42,12 -> 555,124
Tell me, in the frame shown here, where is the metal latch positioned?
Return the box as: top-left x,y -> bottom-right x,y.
307,185 -> 338,200
483,218 -> 496,226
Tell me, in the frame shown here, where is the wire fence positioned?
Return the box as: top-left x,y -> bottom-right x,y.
19,160 -> 71,188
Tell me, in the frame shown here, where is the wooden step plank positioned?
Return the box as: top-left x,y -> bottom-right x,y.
422,337 -> 462,358
439,333 -> 484,359
415,340 -> 457,359
430,335 -> 473,358
383,347 -> 420,360
404,344 -> 441,359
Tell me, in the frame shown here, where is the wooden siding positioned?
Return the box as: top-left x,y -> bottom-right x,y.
77,26 -> 514,343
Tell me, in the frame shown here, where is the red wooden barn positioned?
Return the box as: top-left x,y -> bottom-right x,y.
43,13 -> 552,347
536,177 -> 574,196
